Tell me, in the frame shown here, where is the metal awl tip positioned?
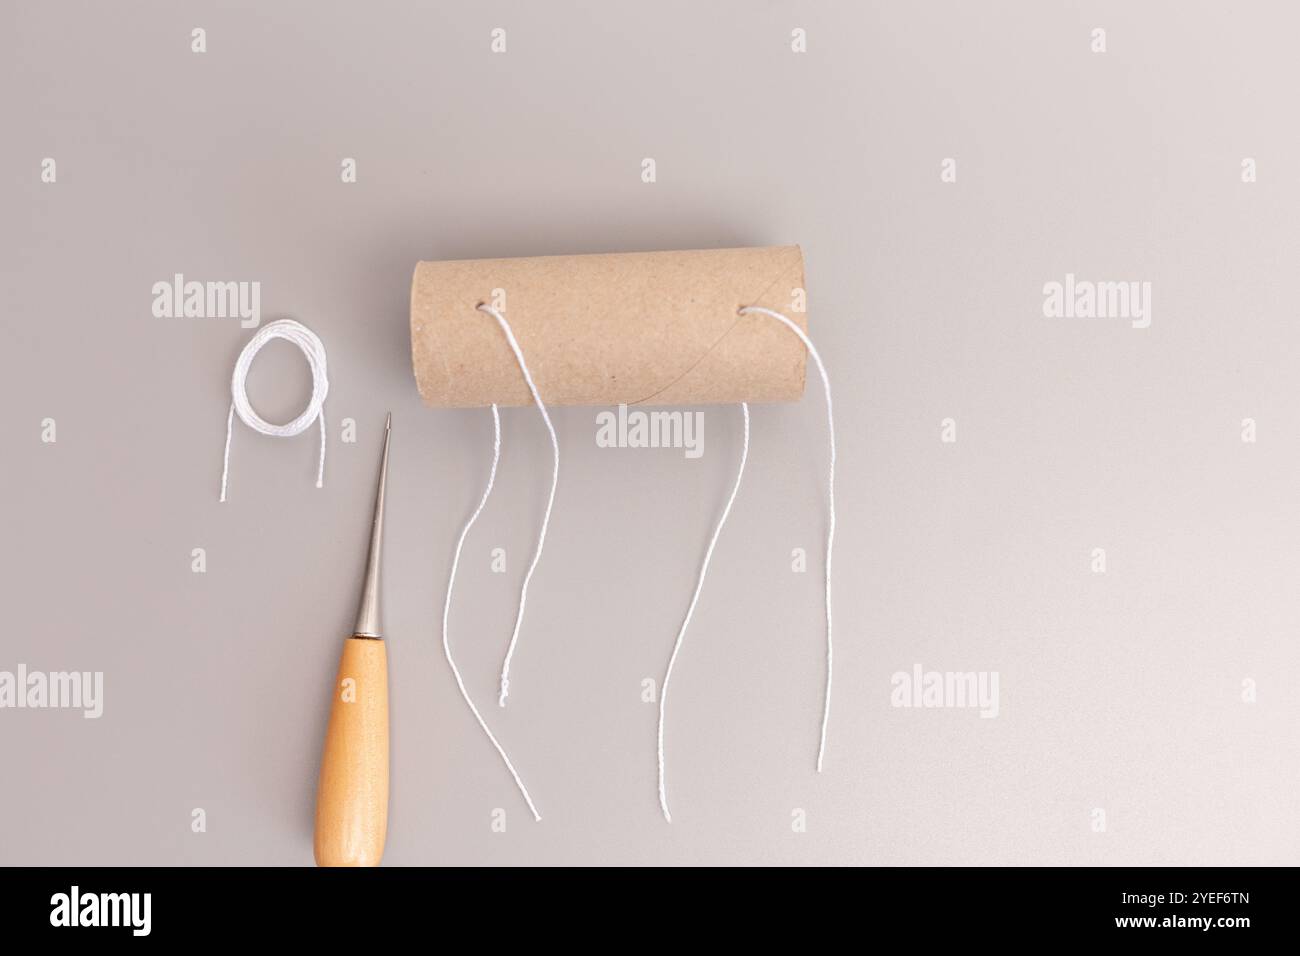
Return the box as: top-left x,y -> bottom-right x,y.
353,415 -> 391,638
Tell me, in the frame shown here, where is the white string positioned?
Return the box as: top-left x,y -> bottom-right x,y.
739,305 -> 836,773
657,402 -> 750,823
442,404 -> 542,821
476,304 -> 560,708
219,318 -> 329,502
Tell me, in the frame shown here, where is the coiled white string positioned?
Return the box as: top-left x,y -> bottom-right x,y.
739,305 -> 836,773
476,304 -> 560,708
219,319 -> 329,502
442,404 -> 541,821
657,402 -> 750,823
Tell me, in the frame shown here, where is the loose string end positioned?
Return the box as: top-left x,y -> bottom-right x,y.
740,305 -> 836,779
656,401 -> 749,824
219,404 -> 235,503
316,413 -> 327,489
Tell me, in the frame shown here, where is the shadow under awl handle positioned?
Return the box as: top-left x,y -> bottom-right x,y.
314,636 -> 389,867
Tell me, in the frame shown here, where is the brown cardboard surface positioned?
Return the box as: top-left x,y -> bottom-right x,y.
409,246 -> 808,407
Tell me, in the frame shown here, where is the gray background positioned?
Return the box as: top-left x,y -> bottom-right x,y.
3,1 -> 1297,866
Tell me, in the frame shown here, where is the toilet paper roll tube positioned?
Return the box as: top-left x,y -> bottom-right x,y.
409,246 -> 808,408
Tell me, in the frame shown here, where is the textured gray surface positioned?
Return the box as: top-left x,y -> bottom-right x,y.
2,1 -> 1297,865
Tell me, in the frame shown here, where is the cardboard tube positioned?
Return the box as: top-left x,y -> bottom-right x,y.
410,246 -> 807,408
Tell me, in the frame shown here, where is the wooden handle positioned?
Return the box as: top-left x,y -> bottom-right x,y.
314,637 -> 389,867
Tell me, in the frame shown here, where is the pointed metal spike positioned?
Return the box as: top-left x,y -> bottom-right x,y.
353,416 -> 391,638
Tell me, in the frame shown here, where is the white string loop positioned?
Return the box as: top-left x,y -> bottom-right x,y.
739,305 -> 836,773
476,304 -> 560,708
442,405 -> 541,821
219,318 -> 329,502
657,402 -> 750,822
